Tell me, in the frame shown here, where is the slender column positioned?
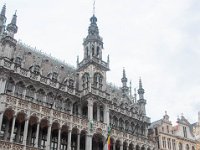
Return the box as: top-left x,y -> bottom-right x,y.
67,130 -> 72,150
0,78 -> 7,93
46,123 -> 52,150
23,89 -> 27,99
12,85 -> 16,96
86,134 -> 92,150
97,105 -> 100,122
10,115 -> 16,142
104,105 -> 109,124
57,128 -> 61,150
77,133 -> 80,150
34,122 -> 40,148
113,142 -> 116,150
120,144 -> 123,150
104,142 -> 108,150
0,113 -> 3,131
88,100 -> 93,121
23,118 -> 29,146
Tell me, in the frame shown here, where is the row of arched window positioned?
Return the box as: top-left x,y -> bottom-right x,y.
82,73 -> 103,90
110,116 -> 146,136
162,136 -> 195,150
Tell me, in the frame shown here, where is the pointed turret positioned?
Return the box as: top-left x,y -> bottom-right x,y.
138,78 -> 145,100
0,4 -> 7,35
137,78 -> 146,114
121,68 -> 129,95
6,11 -> 18,37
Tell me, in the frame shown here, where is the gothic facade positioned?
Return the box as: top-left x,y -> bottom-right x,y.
150,112 -> 196,150
0,4 -> 156,150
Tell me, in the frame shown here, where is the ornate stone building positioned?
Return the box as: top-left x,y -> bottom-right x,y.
0,4 -> 155,150
191,112 -> 200,150
150,112 -> 196,150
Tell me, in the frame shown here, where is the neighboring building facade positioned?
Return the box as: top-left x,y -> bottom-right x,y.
191,112 -> 200,150
0,4 -> 156,150
150,112 -> 196,150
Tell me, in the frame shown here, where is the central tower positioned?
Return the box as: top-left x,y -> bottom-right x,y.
77,15 -> 109,92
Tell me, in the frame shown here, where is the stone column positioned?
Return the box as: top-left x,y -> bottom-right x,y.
104,104 -> 109,124
10,115 -> 16,142
0,113 -> 3,131
57,128 -> 61,150
113,142 -> 116,150
86,134 -> 92,150
67,130 -> 72,150
77,133 -> 80,150
0,78 -> 7,94
34,122 -> 40,148
120,144 -> 123,150
23,89 -> 27,99
97,105 -> 100,122
88,100 -> 93,121
46,123 -> 52,150
23,118 -> 29,146
104,142 -> 108,150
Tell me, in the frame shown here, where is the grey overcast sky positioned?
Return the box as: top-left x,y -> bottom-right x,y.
2,0 -> 200,124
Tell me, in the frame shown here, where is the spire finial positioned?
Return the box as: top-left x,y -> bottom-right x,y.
1,4 -> 6,16
139,77 -> 142,89
93,0 -> 96,15
123,67 -> 126,78
130,81 -> 132,96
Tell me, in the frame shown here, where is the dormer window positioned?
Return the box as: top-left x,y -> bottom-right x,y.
15,57 -> 22,66
52,72 -> 58,82
31,65 -> 40,75
68,79 -> 74,88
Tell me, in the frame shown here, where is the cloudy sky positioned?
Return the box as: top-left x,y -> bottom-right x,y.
2,0 -> 200,124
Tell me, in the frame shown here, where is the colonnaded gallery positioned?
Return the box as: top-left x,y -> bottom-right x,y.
0,4 -> 156,150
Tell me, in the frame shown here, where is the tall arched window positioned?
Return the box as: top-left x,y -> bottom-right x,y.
36,89 -> 45,102
26,85 -> 36,100
93,73 -> 103,90
186,144 -> 189,150
14,81 -> 25,98
82,73 -> 89,89
6,77 -> 15,93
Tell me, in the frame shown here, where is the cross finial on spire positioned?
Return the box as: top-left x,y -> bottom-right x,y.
93,0 -> 96,15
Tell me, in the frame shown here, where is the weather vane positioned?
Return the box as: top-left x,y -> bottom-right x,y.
93,0 -> 96,15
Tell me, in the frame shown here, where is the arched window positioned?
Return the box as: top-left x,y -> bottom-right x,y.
125,120 -> 129,131
14,81 -> 25,98
26,85 -> 36,100
113,116 -> 118,127
30,65 -> 40,75
46,92 -> 54,105
56,95 -> 63,110
93,73 -> 103,90
119,118 -> 124,130
86,47 -> 89,57
6,77 -> 15,93
15,57 -> 22,66
131,122 -> 135,133
82,73 -> 89,89
100,105 -> 104,122
92,45 -> 95,56
36,89 -> 45,102
68,79 -> 74,88
97,46 -> 100,57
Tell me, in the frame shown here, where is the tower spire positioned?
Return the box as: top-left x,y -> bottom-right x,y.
121,68 -> 129,95
0,4 -> 7,35
1,4 -> 6,17
138,77 -> 145,100
6,10 -> 18,37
